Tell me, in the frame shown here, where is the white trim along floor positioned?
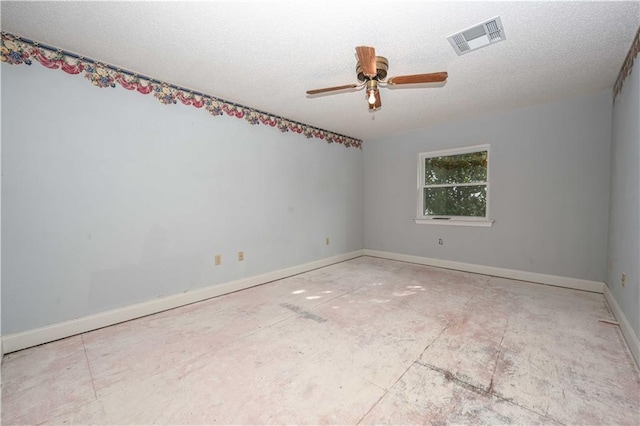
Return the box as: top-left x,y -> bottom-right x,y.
2,256 -> 639,424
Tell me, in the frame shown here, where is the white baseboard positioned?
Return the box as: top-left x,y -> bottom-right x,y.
2,250 -> 364,354
603,285 -> 640,367
363,249 -> 605,293
1,249 -> 611,355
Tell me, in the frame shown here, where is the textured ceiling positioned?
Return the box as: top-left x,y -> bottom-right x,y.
2,1 -> 639,141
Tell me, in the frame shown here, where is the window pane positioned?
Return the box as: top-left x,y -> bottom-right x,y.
423,185 -> 487,217
424,151 -> 487,185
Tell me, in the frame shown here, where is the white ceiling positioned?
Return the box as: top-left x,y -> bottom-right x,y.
2,1 -> 639,141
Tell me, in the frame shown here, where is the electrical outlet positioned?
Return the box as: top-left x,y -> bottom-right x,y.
326,238 -> 330,245
621,273 -> 626,287
238,251 -> 244,261
214,254 -> 221,266
438,238 -> 443,245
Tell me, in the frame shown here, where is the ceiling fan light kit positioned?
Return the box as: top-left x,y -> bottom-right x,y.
366,80 -> 378,105
306,45 -> 447,111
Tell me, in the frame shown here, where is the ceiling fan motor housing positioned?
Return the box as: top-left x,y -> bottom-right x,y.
357,56 -> 389,81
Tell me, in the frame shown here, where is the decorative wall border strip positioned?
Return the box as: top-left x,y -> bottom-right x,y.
0,31 -> 362,149
613,26 -> 640,100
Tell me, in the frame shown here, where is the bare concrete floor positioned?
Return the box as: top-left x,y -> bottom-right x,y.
2,256 -> 639,425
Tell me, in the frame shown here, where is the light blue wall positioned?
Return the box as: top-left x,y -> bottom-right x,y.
2,47 -> 633,341
607,59 -> 640,337
0,74 -> 2,349
364,90 -> 612,282
1,62 -> 364,334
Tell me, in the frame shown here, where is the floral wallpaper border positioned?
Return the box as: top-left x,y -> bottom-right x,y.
1,32 -> 362,149
613,26 -> 640,100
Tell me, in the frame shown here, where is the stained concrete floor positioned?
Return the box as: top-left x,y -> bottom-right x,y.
2,256 -> 639,425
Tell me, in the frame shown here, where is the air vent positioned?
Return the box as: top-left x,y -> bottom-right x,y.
447,16 -> 506,56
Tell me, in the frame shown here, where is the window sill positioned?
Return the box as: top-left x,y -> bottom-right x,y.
413,218 -> 494,227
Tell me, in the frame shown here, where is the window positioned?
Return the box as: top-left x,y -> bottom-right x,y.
415,144 -> 493,227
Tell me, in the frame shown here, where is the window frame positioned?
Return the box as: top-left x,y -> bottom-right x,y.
415,144 -> 494,227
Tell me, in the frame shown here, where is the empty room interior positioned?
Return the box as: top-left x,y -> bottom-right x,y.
1,1 -> 640,424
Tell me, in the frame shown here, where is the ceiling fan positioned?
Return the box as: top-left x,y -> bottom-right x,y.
306,46 -> 448,111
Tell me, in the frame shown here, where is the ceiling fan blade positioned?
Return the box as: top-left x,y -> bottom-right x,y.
388,72 -> 448,85
306,84 -> 358,95
356,46 -> 376,77
368,90 -> 382,110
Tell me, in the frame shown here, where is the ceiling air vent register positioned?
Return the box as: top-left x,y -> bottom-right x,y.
448,17 -> 506,56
